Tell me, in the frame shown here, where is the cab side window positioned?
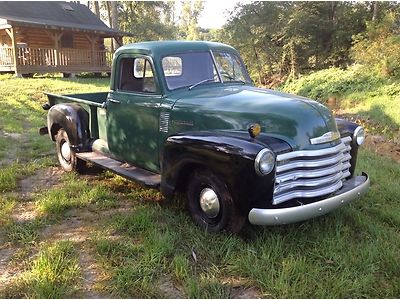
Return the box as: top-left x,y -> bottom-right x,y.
119,57 -> 156,93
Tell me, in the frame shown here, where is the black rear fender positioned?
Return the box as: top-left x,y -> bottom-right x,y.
47,103 -> 90,151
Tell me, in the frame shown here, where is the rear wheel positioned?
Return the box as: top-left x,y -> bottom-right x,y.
186,169 -> 245,233
55,129 -> 86,173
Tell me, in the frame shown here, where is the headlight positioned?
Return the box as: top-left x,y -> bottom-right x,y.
255,148 -> 275,176
353,126 -> 365,146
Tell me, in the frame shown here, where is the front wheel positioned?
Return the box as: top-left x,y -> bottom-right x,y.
55,129 -> 86,173
186,169 -> 245,233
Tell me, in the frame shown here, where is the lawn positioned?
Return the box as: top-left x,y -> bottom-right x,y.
0,75 -> 399,298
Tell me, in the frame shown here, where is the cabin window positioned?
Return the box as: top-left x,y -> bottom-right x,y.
60,33 -> 73,48
162,57 -> 182,77
119,57 -> 156,93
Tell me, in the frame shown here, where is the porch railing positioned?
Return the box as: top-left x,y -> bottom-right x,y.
0,46 -> 113,71
0,46 -> 14,67
16,47 -> 112,68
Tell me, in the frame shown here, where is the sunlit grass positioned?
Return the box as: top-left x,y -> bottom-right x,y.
36,173 -> 118,217
6,220 -> 43,245
10,241 -> 81,298
0,195 -> 15,226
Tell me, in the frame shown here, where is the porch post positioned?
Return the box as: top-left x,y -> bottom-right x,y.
45,31 -> 62,67
84,34 -> 96,67
6,27 -> 18,76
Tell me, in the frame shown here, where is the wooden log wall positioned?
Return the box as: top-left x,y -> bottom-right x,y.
0,29 -> 11,46
14,27 -> 103,50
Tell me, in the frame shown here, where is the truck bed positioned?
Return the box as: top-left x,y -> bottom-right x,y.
45,91 -> 109,141
45,92 -> 108,108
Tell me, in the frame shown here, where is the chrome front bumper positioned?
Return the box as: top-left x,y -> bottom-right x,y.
248,173 -> 370,226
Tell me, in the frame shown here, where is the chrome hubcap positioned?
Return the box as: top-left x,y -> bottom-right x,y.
199,188 -> 220,218
61,141 -> 71,162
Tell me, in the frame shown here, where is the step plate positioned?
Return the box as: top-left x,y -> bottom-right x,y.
76,152 -> 160,188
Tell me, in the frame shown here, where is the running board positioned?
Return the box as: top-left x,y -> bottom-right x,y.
76,152 -> 160,188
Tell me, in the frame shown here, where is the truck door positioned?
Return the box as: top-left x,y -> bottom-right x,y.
106,55 -> 162,173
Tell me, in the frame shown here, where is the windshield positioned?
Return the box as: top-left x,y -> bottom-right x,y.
161,51 -> 251,90
212,51 -> 249,83
162,52 -> 220,90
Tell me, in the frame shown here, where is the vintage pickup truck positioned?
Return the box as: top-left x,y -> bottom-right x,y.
40,41 -> 370,233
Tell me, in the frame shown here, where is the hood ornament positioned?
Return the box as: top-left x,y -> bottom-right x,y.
310,131 -> 340,145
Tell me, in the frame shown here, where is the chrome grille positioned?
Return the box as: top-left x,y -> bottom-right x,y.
273,136 -> 352,205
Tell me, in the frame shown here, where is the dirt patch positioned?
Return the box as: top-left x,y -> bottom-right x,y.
0,246 -> 27,292
10,167 -> 63,223
40,215 -> 92,243
39,213 -> 109,298
78,242 -> 109,299
157,277 -> 185,299
11,202 -> 38,223
2,132 -> 23,140
364,135 -> 400,164
18,167 -> 63,199
334,112 -> 400,164
232,286 -> 261,299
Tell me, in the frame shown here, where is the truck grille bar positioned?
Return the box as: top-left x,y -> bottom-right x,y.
273,136 -> 352,205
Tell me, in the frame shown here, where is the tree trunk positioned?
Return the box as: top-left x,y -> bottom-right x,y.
93,1 -> 100,17
110,1 -> 119,30
372,1 -> 379,22
105,1 -> 114,52
109,1 -> 119,50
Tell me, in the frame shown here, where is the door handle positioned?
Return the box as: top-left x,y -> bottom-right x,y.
108,98 -> 121,104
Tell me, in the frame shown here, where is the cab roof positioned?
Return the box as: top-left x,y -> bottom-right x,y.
115,40 -> 238,58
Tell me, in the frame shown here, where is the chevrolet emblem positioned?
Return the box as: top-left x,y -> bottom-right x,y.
310,131 -> 340,145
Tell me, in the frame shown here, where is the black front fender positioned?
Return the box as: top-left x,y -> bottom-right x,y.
47,103 -> 90,151
161,131 -> 291,213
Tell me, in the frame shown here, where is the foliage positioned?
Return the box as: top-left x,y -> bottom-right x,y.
221,1 -> 400,84
118,1 -> 177,43
351,11 -> 400,77
280,66 -> 400,139
178,1 -> 205,40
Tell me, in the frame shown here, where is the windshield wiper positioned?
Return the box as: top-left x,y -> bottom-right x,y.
188,78 -> 215,90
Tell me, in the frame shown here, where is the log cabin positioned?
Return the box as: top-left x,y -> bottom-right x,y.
0,1 -> 127,76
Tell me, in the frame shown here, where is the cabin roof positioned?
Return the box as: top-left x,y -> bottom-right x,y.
116,40 -> 238,58
0,1 -> 128,37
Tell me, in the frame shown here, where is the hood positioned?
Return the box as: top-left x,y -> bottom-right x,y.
169,85 -> 339,150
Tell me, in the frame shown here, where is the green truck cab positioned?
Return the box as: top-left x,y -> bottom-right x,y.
41,41 -> 370,233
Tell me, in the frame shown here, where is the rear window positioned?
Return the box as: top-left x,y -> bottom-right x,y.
162,56 -> 182,77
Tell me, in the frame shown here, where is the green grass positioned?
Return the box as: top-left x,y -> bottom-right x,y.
89,148 -> 400,298
36,173 -> 118,217
94,206 -> 178,298
0,76 -> 109,165
0,75 -> 399,298
6,220 -> 43,245
280,66 -> 400,140
0,194 -> 16,226
9,241 -> 81,298
0,159 -> 53,193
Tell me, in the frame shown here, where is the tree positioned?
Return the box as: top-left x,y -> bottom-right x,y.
352,11 -> 400,77
221,1 -> 380,84
179,1 -> 204,40
118,1 -> 178,43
